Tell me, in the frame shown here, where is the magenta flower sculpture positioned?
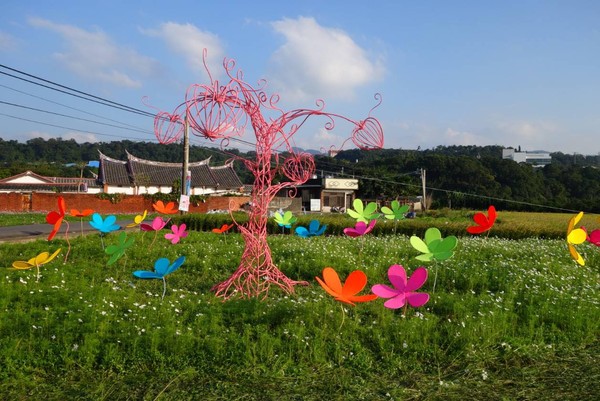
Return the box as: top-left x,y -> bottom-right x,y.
140,216 -> 170,248
343,220 -> 377,238
372,265 -> 430,309
165,224 -> 188,244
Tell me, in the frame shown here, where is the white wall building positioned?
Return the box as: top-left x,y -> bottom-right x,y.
502,148 -> 551,166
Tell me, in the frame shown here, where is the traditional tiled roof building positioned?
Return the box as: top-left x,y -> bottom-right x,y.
97,151 -> 244,195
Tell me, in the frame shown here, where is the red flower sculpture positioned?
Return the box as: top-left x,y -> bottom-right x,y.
46,197 -> 66,241
467,205 -> 497,235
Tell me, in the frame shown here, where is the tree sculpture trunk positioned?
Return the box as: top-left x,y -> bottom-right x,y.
212,148 -> 307,299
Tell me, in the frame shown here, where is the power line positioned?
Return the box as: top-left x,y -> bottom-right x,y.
0,100 -> 151,134
0,112 -> 154,142
0,82 -> 151,131
0,64 -> 155,117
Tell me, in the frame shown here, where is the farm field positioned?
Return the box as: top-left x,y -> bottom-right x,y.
0,212 -> 598,400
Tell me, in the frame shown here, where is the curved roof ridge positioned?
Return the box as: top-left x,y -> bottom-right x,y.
98,150 -> 127,164
126,151 -> 211,167
210,160 -> 235,170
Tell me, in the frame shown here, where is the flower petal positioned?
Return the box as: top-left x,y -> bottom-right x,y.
406,267 -> 428,291
406,292 -> 430,307
383,294 -> 407,309
320,267 -> 343,295
387,264 -> 407,291
371,284 -> 399,299
343,270 -> 368,296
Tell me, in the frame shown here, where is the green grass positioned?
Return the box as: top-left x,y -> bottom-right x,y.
173,208 -> 600,240
0,225 -> 598,400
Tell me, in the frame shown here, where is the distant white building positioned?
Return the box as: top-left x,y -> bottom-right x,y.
502,148 -> 551,166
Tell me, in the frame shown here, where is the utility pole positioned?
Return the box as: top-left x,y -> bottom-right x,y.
420,168 -> 427,211
180,115 -> 190,214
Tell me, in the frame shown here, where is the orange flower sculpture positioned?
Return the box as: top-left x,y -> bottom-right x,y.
153,201 -> 178,215
316,267 -> 378,305
212,224 -> 234,234
70,208 -> 94,236
70,208 -> 94,218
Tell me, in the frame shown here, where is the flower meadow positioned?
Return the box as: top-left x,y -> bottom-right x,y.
0,215 -> 598,400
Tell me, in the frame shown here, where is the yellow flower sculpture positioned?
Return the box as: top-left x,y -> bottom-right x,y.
12,248 -> 62,281
566,212 -> 586,266
126,209 -> 148,228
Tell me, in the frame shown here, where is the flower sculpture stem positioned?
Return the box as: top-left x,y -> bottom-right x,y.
152,50 -> 384,299
63,221 -> 71,263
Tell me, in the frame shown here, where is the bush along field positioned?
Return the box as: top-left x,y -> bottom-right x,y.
0,207 -> 599,400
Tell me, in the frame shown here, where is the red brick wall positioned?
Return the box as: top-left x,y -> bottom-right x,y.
0,193 -> 26,212
0,192 -> 251,214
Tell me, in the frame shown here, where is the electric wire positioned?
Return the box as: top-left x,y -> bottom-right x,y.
0,64 -> 155,117
0,82 -> 152,131
0,100 -> 151,134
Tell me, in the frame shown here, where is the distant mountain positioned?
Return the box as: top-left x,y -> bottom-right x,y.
291,147 -> 323,155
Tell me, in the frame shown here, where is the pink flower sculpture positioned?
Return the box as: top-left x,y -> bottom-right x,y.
140,217 -> 169,232
372,265 -> 430,309
587,229 -> 600,247
343,220 -> 377,238
165,224 -> 188,244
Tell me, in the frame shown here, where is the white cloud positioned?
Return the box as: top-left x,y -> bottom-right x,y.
22,130 -> 99,143
0,31 -> 17,51
24,130 -> 52,141
140,22 -> 225,81
296,127 -> 345,151
497,120 -> 558,140
28,17 -> 160,88
62,131 -> 99,143
444,128 -> 483,146
268,17 -> 385,102
496,120 -> 560,150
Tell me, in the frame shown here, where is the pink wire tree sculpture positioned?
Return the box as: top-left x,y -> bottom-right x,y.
152,50 -> 384,299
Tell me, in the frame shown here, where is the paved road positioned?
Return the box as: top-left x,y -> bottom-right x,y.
0,220 -> 134,243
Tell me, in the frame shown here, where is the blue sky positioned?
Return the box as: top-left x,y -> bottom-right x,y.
1,0 -> 599,155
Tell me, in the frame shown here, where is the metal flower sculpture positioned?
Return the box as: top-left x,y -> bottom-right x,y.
12,248 -> 61,282
347,198 -> 380,223
151,50 -> 384,299
295,220 -> 327,238
566,212 -> 586,266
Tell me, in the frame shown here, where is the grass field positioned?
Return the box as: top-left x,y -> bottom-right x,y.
0,212 -> 598,400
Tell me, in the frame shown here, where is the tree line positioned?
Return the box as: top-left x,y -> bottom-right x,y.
1,138 -> 598,212
319,146 -> 600,213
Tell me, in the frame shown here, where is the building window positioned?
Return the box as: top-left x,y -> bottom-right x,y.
323,192 -> 345,207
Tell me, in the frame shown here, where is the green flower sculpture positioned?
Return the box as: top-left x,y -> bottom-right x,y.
347,199 -> 379,223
